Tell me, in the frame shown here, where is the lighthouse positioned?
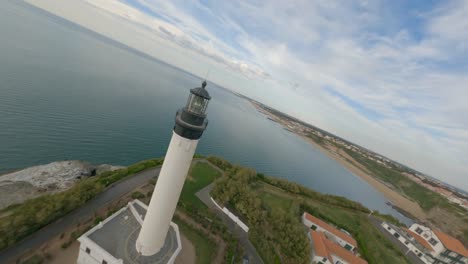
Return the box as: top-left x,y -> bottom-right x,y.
136,80 -> 211,256
76,81 -> 210,264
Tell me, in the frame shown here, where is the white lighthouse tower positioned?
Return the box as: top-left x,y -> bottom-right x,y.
76,81 -> 211,264
136,80 -> 211,256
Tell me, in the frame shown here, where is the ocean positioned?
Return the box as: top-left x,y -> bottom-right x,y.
0,0 -> 412,225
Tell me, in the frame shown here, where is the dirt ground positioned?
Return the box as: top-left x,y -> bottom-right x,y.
175,234 -> 196,264
48,241 -> 80,264
11,224 -> 84,264
175,210 -> 227,264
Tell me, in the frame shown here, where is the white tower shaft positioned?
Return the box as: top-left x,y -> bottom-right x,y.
136,131 -> 198,256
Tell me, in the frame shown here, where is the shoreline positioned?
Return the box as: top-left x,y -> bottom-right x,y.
300,135 -> 426,220
250,101 -> 426,221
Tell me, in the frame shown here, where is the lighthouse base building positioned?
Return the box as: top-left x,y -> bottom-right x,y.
76,199 -> 182,264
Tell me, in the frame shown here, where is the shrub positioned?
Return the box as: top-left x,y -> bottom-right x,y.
211,166 -> 310,264
131,191 -> 145,199
61,241 -> 71,249
262,176 -> 370,213
94,216 -> 103,225
207,156 -> 233,171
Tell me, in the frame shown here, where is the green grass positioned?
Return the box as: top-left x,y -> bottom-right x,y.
207,156 -> 411,264
179,162 -> 221,211
260,184 -> 409,263
249,231 -> 282,264
260,185 -> 297,215
211,166 -> 311,264
174,218 -> 215,264
307,133 -> 325,145
342,148 -> 454,212
131,191 -> 145,199
302,201 -> 409,264
261,192 -> 292,212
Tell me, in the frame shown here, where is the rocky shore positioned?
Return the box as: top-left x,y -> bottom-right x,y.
0,161 -> 122,209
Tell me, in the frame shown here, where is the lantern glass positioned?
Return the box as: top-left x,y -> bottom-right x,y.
187,94 -> 208,114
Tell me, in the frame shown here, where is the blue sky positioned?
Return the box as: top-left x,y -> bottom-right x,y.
28,0 -> 468,191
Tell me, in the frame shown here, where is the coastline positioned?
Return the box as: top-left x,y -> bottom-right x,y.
250,100 -> 426,221
300,135 -> 426,220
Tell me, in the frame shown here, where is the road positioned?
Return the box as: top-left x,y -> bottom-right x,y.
368,215 -> 424,264
196,183 -> 264,264
0,167 -> 160,263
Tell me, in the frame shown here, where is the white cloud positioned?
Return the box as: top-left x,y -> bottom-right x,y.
26,0 -> 468,190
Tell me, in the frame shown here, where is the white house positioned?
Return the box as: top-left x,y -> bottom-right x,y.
407,224 -> 445,256
381,222 -> 433,264
309,230 -> 367,264
406,223 -> 468,264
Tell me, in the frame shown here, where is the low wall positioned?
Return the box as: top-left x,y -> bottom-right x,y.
211,197 -> 249,232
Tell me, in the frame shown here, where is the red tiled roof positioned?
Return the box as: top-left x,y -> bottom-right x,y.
304,212 -> 357,247
310,230 -> 368,264
323,237 -> 368,264
433,230 -> 468,257
405,229 -> 434,252
311,230 -> 332,261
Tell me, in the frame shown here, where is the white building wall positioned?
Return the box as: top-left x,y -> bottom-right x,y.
312,255 -> 331,264
76,206 -> 128,264
331,254 -> 349,264
137,132 -> 198,256
211,197 -> 249,232
409,224 -> 445,257
381,222 -> 433,264
131,200 -> 182,264
303,214 -> 313,227
77,237 -> 122,264
167,222 -> 182,264
332,236 -> 354,251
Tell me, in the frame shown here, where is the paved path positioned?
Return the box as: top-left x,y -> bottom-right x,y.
196,183 -> 264,264
0,167 -> 161,263
368,215 -> 424,264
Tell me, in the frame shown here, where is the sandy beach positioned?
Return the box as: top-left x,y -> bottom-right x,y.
300,135 -> 426,220
251,101 -> 426,220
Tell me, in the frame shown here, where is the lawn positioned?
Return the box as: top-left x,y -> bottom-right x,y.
260,179 -> 408,263
259,183 -> 409,263
260,187 -> 408,263
179,162 -> 221,211
174,218 -> 215,264
260,184 -> 297,215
